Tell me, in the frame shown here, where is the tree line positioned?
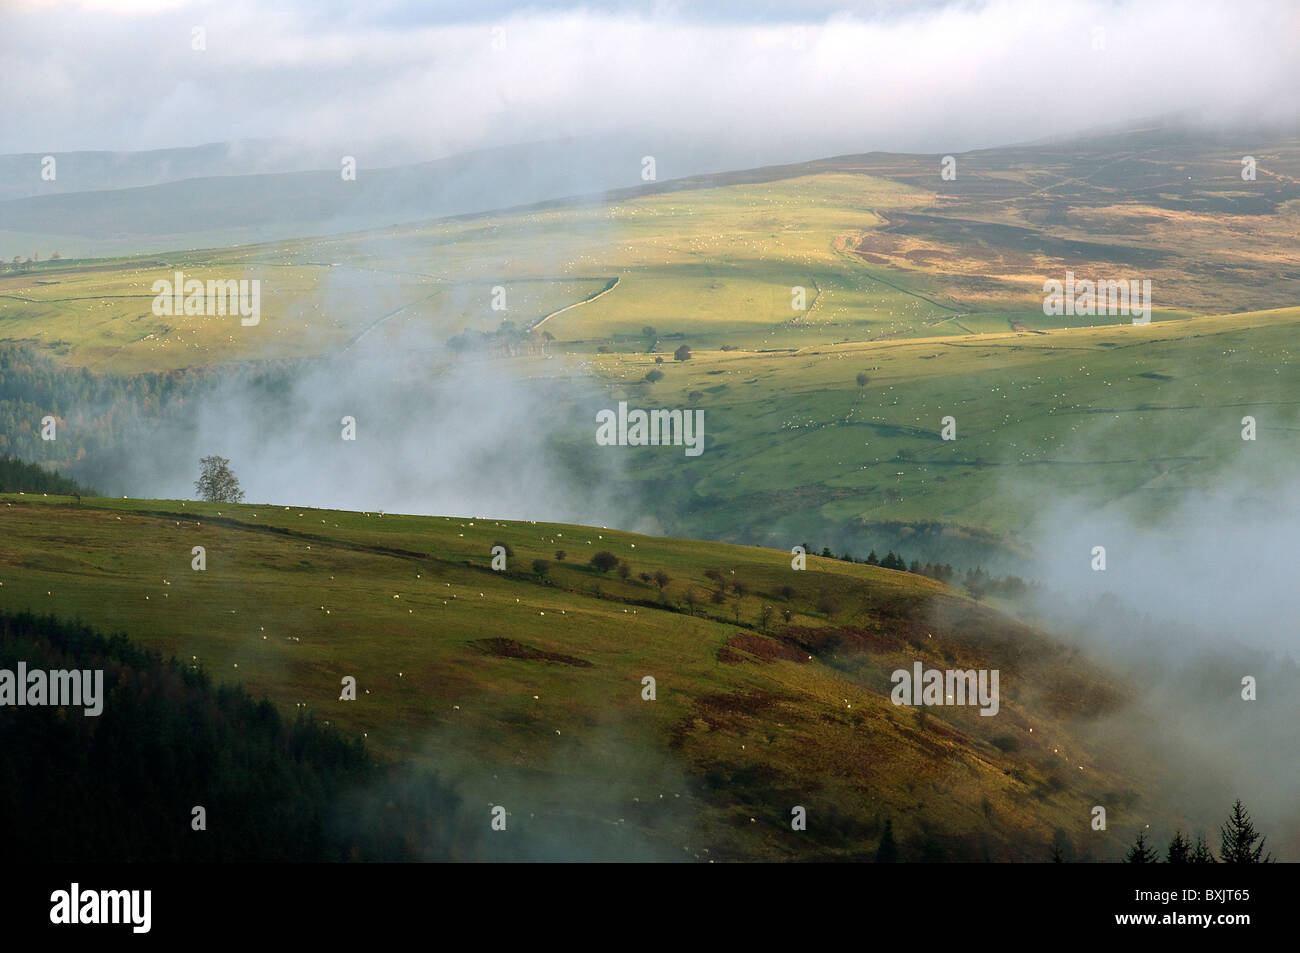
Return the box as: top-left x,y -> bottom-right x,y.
802,541 -> 1028,600
0,342 -> 208,483
0,609 -> 484,861
1119,802 -> 1275,863
0,454 -> 97,496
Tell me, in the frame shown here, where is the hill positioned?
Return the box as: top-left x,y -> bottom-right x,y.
0,494 -> 1153,861
2,125 -> 1296,373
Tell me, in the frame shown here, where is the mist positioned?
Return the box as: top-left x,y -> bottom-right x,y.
1009,399 -> 1300,858
4,0 -> 1297,166
88,350 -> 638,530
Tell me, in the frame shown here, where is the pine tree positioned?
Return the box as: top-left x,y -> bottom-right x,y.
1218,800 -> 1274,863
1124,831 -> 1159,863
1189,834 -> 1216,863
875,819 -> 900,863
1166,830 -> 1191,863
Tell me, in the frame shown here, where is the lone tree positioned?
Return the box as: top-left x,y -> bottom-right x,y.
1219,800 -> 1274,863
856,372 -> 870,388
589,551 -> 619,573
673,344 -> 692,362
195,456 -> 244,503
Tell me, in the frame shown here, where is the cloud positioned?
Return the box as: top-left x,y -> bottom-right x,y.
2,1 -> 1296,166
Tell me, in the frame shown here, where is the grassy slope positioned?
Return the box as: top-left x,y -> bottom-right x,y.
0,173 -> 940,372
6,129 -> 1297,374
595,306 -> 1300,550
3,138 -> 1294,556
0,494 -> 1145,861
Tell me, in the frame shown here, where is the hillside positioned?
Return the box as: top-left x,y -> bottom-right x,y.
0,494 -> 1153,861
5,304 -> 1297,571
589,305 -> 1300,559
1,127 -> 1296,862
2,126 -> 1296,374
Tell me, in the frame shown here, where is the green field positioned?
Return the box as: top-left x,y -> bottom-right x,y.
14,127 -> 1295,373
1,494 -> 1163,861
4,134 -> 1296,564
589,306 -> 1300,557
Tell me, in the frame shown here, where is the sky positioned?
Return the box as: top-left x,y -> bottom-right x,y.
2,0 -> 1297,165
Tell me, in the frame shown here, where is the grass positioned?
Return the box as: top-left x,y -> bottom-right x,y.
589,306 -> 1300,557
15,130 -> 1296,373
0,494 -> 1145,861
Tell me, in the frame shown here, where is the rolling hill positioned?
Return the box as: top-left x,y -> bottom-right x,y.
1,493 -> 1155,861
